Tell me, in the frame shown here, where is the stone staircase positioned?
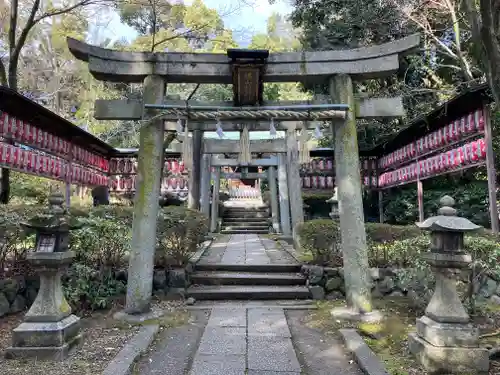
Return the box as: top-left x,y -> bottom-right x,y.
187,264 -> 310,300
221,206 -> 270,234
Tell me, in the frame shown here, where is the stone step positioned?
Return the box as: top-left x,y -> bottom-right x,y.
223,212 -> 270,218
223,206 -> 269,212
191,271 -> 306,286
195,263 -> 302,273
223,217 -> 270,223
186,285 -> 311,300
221,221 -> 269,227
221,229 -> 269,234
222,225 -> 269,232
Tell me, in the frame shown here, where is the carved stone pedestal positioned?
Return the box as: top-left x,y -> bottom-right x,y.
6,252 -> 81,360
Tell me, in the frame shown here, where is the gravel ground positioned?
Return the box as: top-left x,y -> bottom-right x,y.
0,307 -> 140,375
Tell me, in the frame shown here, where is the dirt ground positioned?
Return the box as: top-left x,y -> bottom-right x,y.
305,297 -> 500,375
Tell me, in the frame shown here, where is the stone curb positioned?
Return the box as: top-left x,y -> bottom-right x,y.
339,328 -> 389,375
102,324 -> 160,375
277,239 -> 302,263
188,238 -> 214,266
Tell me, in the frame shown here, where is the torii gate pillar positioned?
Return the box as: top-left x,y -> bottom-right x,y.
124,75 -> 165,314
330,74 -> 372,314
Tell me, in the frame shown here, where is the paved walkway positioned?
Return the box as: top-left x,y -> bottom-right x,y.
191,306 -> 300,374
197,234 -> 297,265
136,234 -> 362,375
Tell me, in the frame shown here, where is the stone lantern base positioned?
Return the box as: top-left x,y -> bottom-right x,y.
409,330 -> 489,374
5,315 -> 82,360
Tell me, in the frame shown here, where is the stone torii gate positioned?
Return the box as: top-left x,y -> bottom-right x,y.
67,34 -> 420,318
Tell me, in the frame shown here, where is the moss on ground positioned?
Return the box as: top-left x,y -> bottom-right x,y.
305,298 -> 424,375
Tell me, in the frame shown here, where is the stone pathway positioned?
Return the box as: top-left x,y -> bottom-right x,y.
198,234 -> 297,266
191,306 -> 301,374
136,234 -> 362,375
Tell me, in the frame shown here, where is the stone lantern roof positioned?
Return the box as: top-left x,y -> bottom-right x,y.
417,195 -> 482,232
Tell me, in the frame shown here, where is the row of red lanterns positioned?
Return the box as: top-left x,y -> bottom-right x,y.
109,176 -> 189,192
0,112 -> 109,172
0,142 -> 108,185
302,175 -> 335,189
109,158 -> 187,175
378,108 -> 486,170
378,138 -> 487,187
301,175 -> 378,190
301,158 -> 334,171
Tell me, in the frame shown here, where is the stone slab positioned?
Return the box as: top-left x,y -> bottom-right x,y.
11,314 -> 81,348
331,307 -> 384,323
207,308 -> 247,327
287,310 -> 362,375
247,336 -> 301,372
136,310 -> 207,375
416,315 -> 479,347
113,306 -> 166,323
197,327 -> 247,355
340,329 -> 389,375
248,308 -> 291,337
5,334 -> 83,361
190,354 -> 246,375
247,371 -> 300,375
102,324 -> 159,375
408,332 -> 489,374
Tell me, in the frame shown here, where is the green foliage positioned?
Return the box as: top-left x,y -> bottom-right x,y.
383,181 -> 491,227
63,263 -> 126,311
297,219 -> 500,268
302,192 -> 333,219
71,212 -> 131,271
156,206 -> 209,267
0,203 -> 208,311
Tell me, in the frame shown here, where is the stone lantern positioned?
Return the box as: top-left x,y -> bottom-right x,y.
6,192 -> 83,360
326,187 -> 339,220
408,195 -> 489,374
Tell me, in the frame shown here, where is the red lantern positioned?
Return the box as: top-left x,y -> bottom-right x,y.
35,129 -> 43,147
460,116 -> 467,135
448,121 -> 455,143
326,176 -> 334,188
466,113 -> 475,134
171,160 -> 179,174
478,138 -> 486,159
319,176 -> 326,188
12,147 -> 20,167
8,116 -> 17,137
464,142 -> 473,163
457,147 -> 465,165
124,159 -> 132,173
470,141 -> 479,162
16,119 -> 24,142
475,108 -> 485,131
0,112 -> 7,135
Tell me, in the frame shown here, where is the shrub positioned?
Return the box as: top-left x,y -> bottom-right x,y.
63,263 -> 126,311
156,206 -> 209,267
70,213 -> 131,271
296,219 -> 340,265
296,219 -> 500,268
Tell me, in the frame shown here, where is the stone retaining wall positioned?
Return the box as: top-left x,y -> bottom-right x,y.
301,265 -> 500,306
0,275 -> 39,317
0,268 -> 189,318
